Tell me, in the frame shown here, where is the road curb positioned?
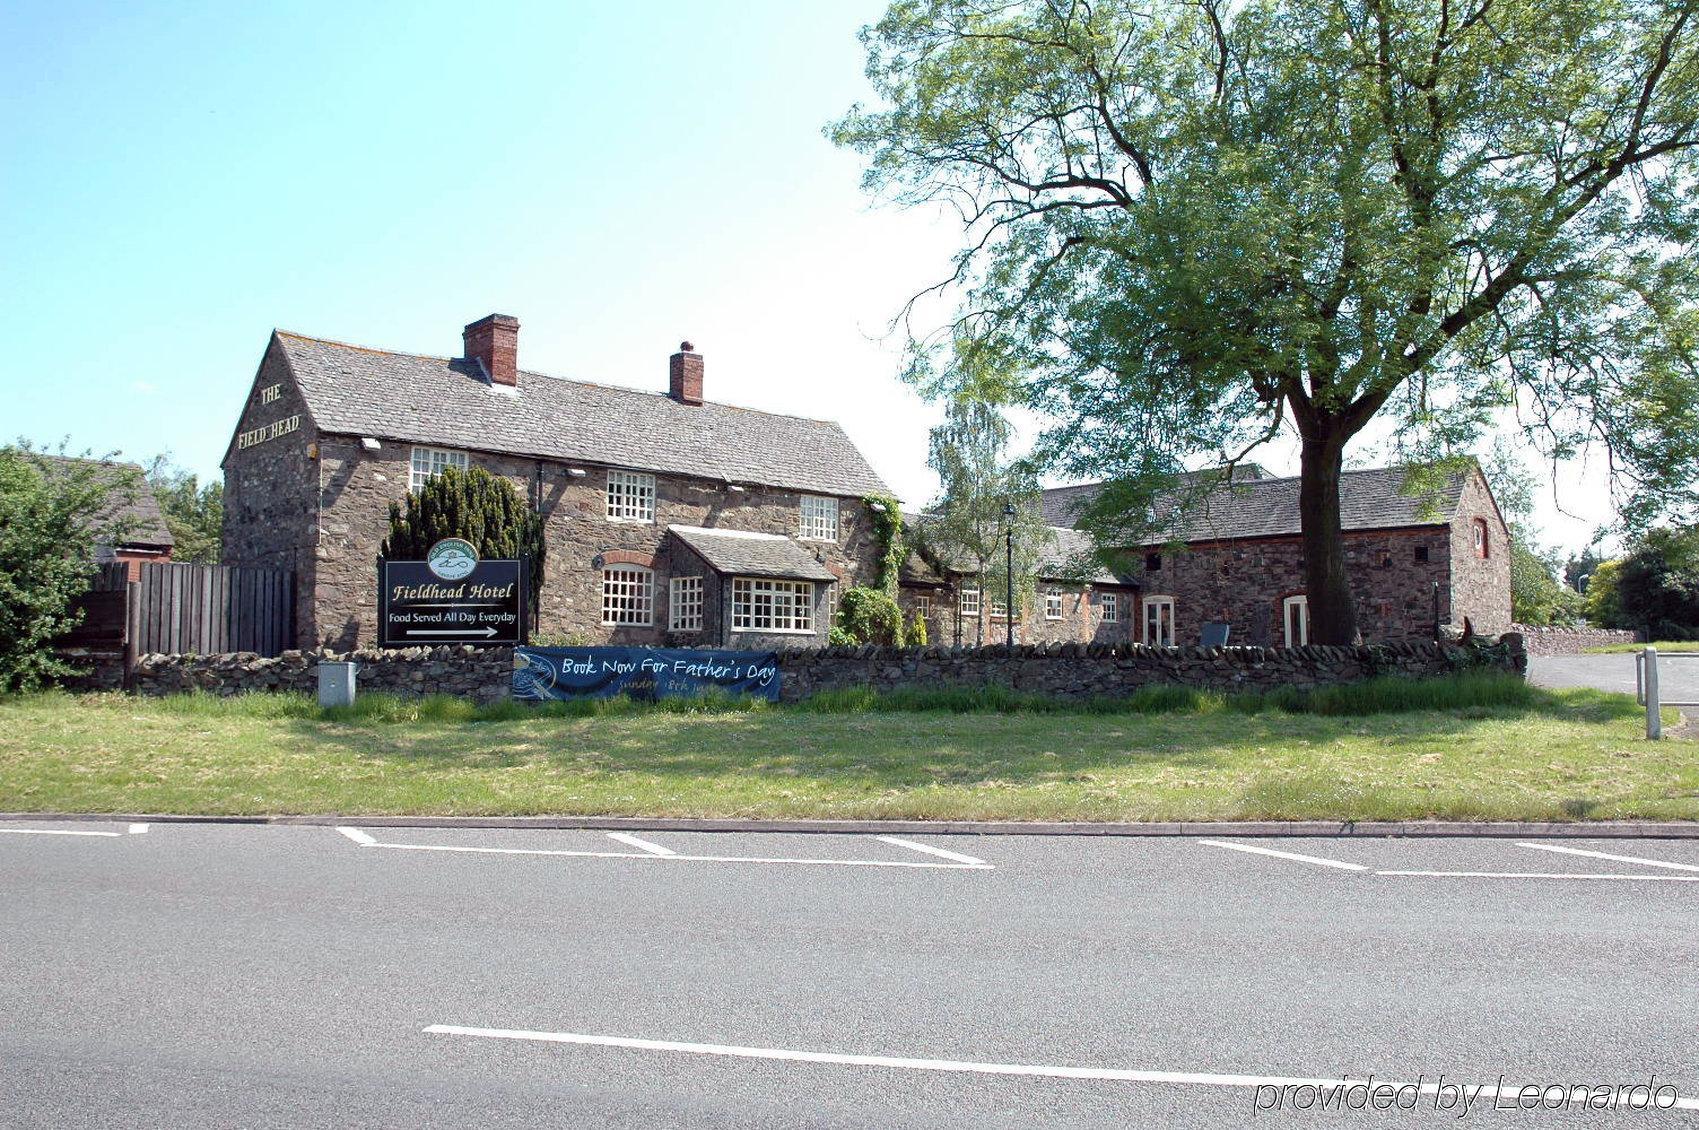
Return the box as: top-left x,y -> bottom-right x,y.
3,812 -> 1699,838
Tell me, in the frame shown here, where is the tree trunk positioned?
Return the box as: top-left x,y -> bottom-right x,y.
1298,433 -> 1358,646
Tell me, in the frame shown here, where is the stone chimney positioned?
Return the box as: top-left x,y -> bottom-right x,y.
669,341 -> 703,405
463,314 -> 519,386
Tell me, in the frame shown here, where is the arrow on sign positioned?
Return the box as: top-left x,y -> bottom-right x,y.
406,628 -> 501,638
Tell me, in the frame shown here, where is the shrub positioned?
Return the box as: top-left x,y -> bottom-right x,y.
382,466 -> 545,605
0,447 -> 134,692
1614,527 -> 1699,639
834,586 -> 906,646
907,610 -> 929,646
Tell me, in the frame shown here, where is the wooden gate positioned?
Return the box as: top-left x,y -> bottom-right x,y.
132,563 -> 295,657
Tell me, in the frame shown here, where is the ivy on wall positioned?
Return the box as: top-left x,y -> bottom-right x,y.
862,493 -> 904,600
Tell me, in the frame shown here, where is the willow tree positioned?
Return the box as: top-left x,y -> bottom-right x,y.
833,0 -> 1699,644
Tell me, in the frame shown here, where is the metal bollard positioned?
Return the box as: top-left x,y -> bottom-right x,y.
318,661 -> 358,709
1644,646 -> 1661,741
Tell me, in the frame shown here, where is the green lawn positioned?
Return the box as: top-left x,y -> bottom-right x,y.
0,676 -> 1692,823
1585,640 -> 1699,654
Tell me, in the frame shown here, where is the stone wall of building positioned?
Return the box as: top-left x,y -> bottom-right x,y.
219,337 -> 320,645
1449,469 -> 1514,635
901,583 -> 1138,648
303,438 -> 880,651
124,635 -> 1523,704
1512,625 -> 1640,655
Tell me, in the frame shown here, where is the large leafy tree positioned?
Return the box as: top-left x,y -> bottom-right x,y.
921,394 -> 1052,643
834,0 -> 1699,644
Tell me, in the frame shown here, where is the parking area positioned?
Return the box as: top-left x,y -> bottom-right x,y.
1529,652 -> 1699,726
3,819 -> 1696,1126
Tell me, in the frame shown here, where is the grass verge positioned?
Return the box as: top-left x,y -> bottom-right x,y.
0,674 -> 1691,822
1584,640 -> 1699,654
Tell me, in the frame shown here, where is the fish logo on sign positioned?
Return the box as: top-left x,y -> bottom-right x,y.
426,538 -> 479,581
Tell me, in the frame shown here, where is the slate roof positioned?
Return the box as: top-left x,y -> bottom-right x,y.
1040,465 -> 1465,545
39,456 -> 174,550
269,332 -> 891,498
667,525 -> 838,582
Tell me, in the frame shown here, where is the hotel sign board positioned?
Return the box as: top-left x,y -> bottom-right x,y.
378,539 -> 527,647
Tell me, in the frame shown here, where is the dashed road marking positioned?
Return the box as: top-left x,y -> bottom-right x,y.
336,826 -> 377,846
1198,839 -> 1367,871
0,827 -> 122,837
877,836 -> 987,866
605,832 -> 676,857
128,823 -> 149,835
1376,870 -> 1699,882
1516,842 -> 1699,873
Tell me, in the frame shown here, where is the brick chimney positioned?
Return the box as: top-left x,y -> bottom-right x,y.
463,314 -> 519,386
669,341 -> 703,405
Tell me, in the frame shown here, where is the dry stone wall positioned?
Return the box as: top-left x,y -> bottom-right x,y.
1512,626 -> 1640,656
125,635 -> 1524,704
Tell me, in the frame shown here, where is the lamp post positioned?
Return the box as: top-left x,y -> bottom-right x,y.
1003,501 -> 1016,649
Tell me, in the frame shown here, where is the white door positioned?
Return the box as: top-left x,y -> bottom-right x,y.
1283,595 -> 1309,646
1144,596 -> 1174,646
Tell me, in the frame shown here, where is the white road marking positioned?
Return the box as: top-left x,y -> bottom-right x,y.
362,841 -> 987,868
336,826 -> 377,846
605,832 -> 676,856
422,1025 -> 1699,1112
0,827 -> 122,837
1198,839 -> 1366,871
1517,842 -> 1699,873
1378,869 -> 1699,882
128,823 -> 149,834
877,836 -> 987,866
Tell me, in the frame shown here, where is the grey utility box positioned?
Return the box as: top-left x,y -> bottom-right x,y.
317,661 -> 358,709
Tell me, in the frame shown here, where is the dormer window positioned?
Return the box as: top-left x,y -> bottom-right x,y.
800,495 -> 839,542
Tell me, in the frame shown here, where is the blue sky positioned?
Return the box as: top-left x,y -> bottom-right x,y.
1,1 -> 1612,550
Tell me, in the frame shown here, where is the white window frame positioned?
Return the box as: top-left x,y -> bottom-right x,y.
1473,518 -> 1490,558
731,577 -> 815,634
989,598 -> 1009,619
1044,590 -> 1064,620
409,446 -> 468,492
1104,592 -> 1119,624
669,575 -> 703,632
1142,595 -> 1175,645
606,469 -> 657,523
601,565 -> 654,626
1283,594 -> 1309,646
915,594 -> 932,618
959,584 -> 981,616
799,495 -> 839,542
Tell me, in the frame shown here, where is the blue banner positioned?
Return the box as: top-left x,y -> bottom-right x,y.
513,647 -> 781,702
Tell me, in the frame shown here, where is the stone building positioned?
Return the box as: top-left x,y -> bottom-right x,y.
220,314 -> 890,650
902,464 -> 1511,647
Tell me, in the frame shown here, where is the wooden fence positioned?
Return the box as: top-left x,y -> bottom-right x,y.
131,562 -> 295,657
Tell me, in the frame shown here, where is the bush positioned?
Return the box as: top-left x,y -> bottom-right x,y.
382,466 -> 545,605
907,610 -> 929,646
1510,539 -> 1585,626
0,447 -> 133,692
1583,559 -> 1626,627
834,586 -> 906,646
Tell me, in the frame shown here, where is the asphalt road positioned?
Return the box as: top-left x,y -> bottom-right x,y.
3,821 -> 1697,1127
1528,652 -> 1699,727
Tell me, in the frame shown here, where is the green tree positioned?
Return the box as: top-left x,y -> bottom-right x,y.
0,445 -> 137,691
921,392 -> 1051,644
834,0 -> 1699,644
1482,443 -> 1582,625
1583,559 -> 1627,627
382,466 -> 545,605
1615,526 -> 1699,638
146,455 -> 223,565
1564,547 -> 1605,594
